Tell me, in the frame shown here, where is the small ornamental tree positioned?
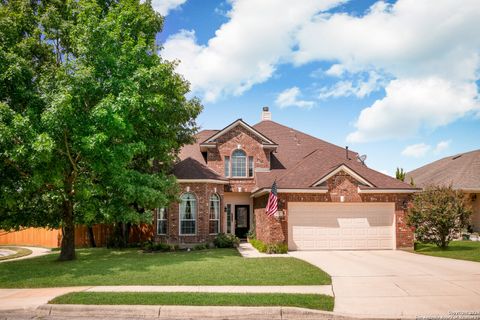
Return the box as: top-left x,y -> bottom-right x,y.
407,186 -> 472,248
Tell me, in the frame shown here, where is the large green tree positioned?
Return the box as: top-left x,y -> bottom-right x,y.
0,0 -> 202,260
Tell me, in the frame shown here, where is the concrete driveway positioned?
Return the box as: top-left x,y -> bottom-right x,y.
289,250 -> 480,318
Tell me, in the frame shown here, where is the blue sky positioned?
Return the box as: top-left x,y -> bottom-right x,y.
153,0 -> 480,176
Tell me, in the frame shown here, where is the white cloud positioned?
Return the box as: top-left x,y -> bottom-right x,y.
347,77 -> 479,142
325,64 -> 346,77
292,0 -> 480,142
148,0 -> 187,16
161,0 -> 345,102
275,87 -> 314,109
319,71 -> 384,99
434,139 -> 451,154
401,143 -> 431,158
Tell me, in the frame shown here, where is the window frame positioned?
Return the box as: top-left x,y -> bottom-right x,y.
157,207 -> 168,235
179,192 -> 197,236
209,194 -> 221,235
231,149 -> 247,178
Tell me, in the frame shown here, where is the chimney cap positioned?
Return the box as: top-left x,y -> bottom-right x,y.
263,106 -> 269,111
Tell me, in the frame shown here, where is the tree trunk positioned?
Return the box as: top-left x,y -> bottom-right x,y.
87,226 -> 96,248
59,199 -> 76,261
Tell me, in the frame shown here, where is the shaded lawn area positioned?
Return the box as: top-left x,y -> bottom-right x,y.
415,241 -> 480,262
0,248 -> 331,288
50,292 -> 334,311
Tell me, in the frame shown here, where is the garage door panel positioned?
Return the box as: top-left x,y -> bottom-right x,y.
288,203 -> 395,250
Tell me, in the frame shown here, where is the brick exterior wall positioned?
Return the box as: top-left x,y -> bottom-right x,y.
253,171 -> 415,250
206,125 -> 270,193
154,182 -> 225,247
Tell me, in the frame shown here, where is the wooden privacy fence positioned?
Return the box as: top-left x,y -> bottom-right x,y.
0,224 -> 154,248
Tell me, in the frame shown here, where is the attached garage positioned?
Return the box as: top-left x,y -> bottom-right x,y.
288,202 -> 395,250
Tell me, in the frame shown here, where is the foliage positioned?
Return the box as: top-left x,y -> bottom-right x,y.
50,292 -> 335,311
142,241 -> 177,252
409,176 -> 415,186
415,241 -> 480,262
250,239 -> 287,254
0,248 -> 332,287
246,229 -> 256,239
0,0 -> 202,260
395,167 -> 406,181
407,186 -> 472,248
213,233 -> 240,248
193,243 -> 209,250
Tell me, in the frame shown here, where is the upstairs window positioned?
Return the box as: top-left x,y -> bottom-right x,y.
224,156 -> 230,177
231,149 -> 247,177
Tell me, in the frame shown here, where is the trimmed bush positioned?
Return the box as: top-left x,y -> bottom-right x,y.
214,233 -> 240,248
250,239 -> 287,254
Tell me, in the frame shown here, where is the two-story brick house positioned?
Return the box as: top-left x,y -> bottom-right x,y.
156,108 -> 419,251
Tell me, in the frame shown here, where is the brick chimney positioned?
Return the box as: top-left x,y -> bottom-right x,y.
261,106 -> 272,121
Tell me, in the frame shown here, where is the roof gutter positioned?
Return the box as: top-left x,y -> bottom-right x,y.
357,187 -> 421,194
177,179 -> 229,184
251,188 -> 329,198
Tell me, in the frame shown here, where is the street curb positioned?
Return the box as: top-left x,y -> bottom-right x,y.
37,304 -> 415,320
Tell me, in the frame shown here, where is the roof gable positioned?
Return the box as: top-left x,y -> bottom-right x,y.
312,164 -> 374,187
200,119 -> 276,147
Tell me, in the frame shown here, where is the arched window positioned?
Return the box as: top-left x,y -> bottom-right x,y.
231,149 -> 247,177
179,193 -> 196,235
209,194 -> 220,234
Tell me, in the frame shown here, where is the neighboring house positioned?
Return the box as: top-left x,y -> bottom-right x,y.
406,149 -> 480,232
158,107 -> 419,250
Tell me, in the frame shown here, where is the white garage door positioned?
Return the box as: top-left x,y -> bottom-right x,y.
288,202 -> 395,250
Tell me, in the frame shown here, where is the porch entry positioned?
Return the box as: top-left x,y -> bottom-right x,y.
234,205 -> 250,238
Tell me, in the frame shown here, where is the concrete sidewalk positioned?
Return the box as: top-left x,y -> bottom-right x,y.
0,246 -> 52,263
87,285 -> 333,295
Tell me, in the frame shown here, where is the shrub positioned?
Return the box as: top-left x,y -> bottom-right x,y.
266,243 -> 288,254
407,185 -> 472,248
214,233 -> 240,248
250,239 -> 287,254
246,229 -> 256,239
142,241 -> 174,252
193,243 -> 208,250
249,239 -> 267,252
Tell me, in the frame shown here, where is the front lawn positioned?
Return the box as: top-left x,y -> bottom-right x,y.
50,292 -> 334,311
415,241 -> 480,262
0,248 -> 330,287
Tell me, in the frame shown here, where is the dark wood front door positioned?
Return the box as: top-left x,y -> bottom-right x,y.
235,205 -> 250,238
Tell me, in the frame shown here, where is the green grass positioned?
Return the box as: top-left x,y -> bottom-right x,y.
0,246 -> 32,261
0,248 -> 330,288
50,292 -> 334,311
415,241 -> 480,262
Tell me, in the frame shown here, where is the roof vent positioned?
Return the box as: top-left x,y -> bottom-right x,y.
261,106 -> 272,121
452,154 -> 462,160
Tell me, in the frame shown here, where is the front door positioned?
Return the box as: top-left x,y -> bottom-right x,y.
235,205 -> 250,238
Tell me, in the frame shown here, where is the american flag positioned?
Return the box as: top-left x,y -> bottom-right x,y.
265,181 -> 278,217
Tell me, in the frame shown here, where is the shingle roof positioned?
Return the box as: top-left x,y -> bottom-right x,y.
175,119 -> 414,190
172,157 -> 226,180
405,149 -> 480,190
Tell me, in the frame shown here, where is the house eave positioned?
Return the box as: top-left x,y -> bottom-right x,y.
251,188 -> 329,198
357,188 -> 421,194
177,179 -> 229,184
